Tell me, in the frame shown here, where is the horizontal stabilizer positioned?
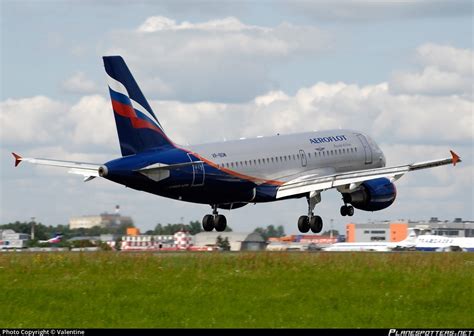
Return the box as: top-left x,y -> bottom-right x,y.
12,153 -> 102,178
12,152 -> 22,167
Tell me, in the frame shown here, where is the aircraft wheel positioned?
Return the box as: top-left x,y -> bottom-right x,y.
202,214 -> 215,231
347,206 -> 354,216
214,215 -> 227,232
298,215 -> 310,233
340,206 -> 348,216
310,216 -> 323,233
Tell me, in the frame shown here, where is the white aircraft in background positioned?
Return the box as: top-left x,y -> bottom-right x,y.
13,56 -> 461,234
39,234 -> 63,244
322,229 -> 419,252
415,234 -> 474,252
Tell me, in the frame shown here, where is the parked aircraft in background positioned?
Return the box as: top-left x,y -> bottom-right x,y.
322,228 -> 419,252
415,234 -> 474,252
39,234 -> 63,244
13,56 -> 461,233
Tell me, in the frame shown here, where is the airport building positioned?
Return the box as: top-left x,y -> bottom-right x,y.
193,232 -> 266,251
267,234 -> 339,251
69,205 -> 134,229
120,230 -> 194,251
346,218 -> 474,242
0,230 -> 30,249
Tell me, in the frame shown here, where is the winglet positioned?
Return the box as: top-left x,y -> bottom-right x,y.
450,150 -> 461,166
12,152 -> 22,167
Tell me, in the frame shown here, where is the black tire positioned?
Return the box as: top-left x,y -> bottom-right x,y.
298,215 -> 310,233
202,214 -> 214,231
310,216 -> 322,233
214,215 -> 227,232
314,215 -> 323,233
340,206 -> 347,216
347,206 -> 354,216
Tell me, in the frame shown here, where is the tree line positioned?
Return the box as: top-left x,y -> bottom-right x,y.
1,220 -> 302,243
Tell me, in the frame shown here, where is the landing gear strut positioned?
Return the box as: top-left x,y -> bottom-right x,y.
297,191 -> 323,233
202,205 -> 227,232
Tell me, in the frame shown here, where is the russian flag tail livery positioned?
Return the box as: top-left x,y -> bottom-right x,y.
103,56 -> 174,156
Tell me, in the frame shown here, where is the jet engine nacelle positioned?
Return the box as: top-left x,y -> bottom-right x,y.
343,177 -> 397,211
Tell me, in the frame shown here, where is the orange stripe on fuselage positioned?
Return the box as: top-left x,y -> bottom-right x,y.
178,147 -> 283,186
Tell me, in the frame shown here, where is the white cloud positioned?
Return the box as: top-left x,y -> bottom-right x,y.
104,16 -> 330,102
146,81 -> 472,154
68,95 -> 117,149
390,66 -> 471,96
62,72 -> 99,94
0,96 -> 68,145
416,43 -> 473,76
0,95 -> 117,154
389,43 -> 473,96
138,16 -> 264,33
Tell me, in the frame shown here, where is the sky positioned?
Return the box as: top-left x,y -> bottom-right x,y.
1,0 -> 473,235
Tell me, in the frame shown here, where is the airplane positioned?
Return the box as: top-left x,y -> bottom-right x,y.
12,56 -> 462,234
322,228 -> 419,252
414,233 -> 474,252
39,233 -> 63,244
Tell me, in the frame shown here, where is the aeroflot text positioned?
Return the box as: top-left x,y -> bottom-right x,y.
309,135 -> 347,144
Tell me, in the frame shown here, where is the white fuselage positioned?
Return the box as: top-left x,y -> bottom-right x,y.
188,129 -> 386,183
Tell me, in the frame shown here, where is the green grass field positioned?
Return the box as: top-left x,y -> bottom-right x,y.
0,251 -> 473,328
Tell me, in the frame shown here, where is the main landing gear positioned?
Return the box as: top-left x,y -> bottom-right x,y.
297,191 -> 323,233
202,205 -> 227,232
340,205 -> 354,216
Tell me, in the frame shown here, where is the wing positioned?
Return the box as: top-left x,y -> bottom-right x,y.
12,152 -> 102,182
276,150 -> 461,199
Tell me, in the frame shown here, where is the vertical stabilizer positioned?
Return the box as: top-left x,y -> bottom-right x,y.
103,56 -> 174,156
